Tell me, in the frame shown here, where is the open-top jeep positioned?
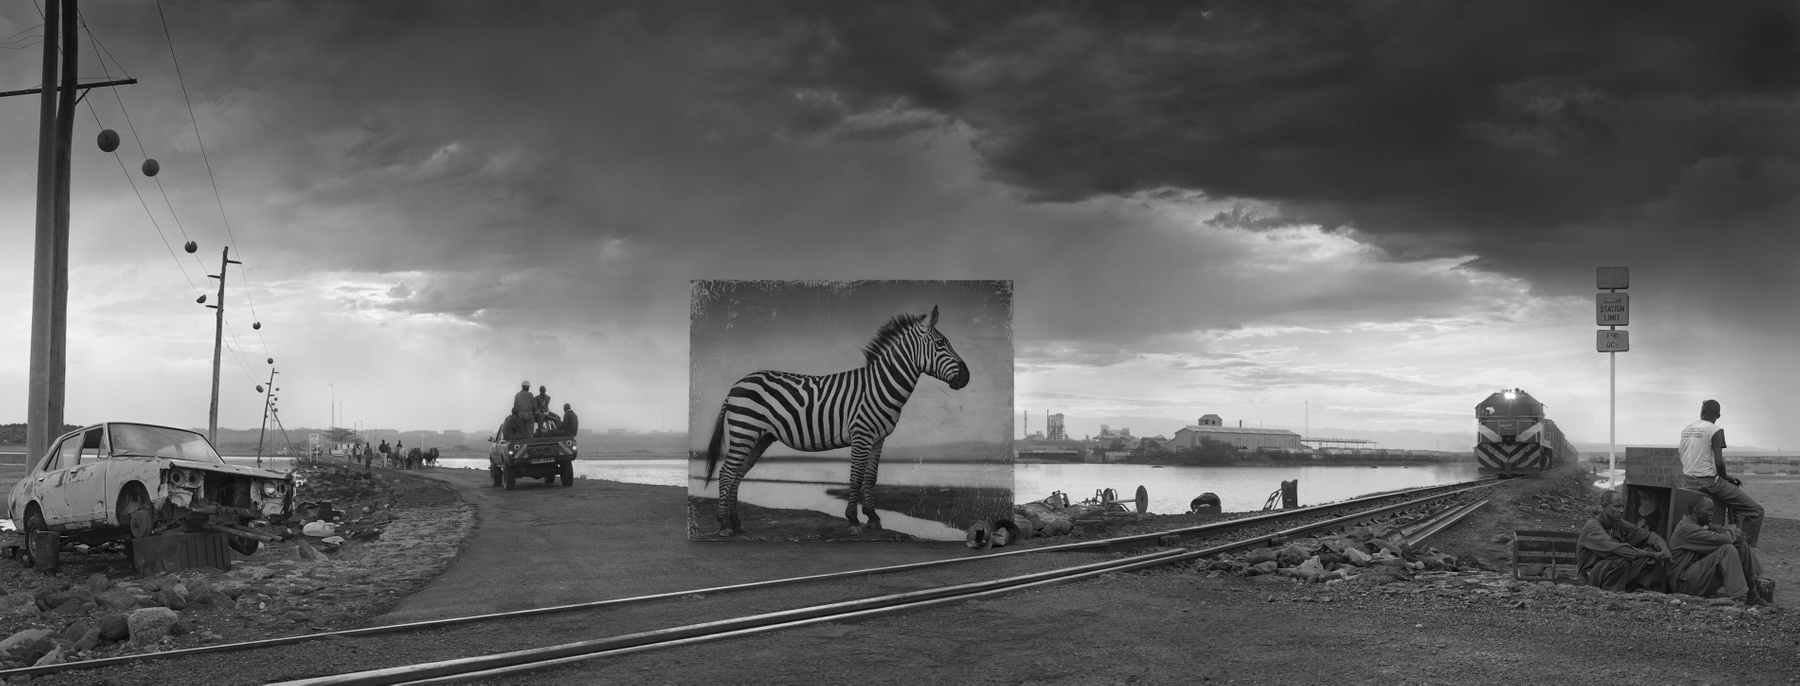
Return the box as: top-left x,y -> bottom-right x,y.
487,429 -> 578,490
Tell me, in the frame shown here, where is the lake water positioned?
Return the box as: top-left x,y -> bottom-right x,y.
432,457 -> 1480,515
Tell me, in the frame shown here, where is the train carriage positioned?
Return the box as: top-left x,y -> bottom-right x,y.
1475,388 -> 1577,476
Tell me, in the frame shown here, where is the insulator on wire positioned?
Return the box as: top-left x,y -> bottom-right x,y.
196,294 -> 207,304
253,322 -> 261,330
97,129 -> 120,153
184,241 -> 197,253
142,159 -> 159,177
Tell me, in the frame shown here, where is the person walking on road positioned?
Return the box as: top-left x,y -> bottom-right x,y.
1679,399 -> 1764,547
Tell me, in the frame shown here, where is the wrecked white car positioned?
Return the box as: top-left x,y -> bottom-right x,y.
8,423 -> 293,563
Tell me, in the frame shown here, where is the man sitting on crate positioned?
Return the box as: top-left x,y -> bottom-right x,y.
1577,490 -> 1672,592
1679,399 -> 1764,548
1667,497 -> 1770,605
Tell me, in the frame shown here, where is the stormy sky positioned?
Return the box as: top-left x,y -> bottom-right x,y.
1,1 -> 1796,451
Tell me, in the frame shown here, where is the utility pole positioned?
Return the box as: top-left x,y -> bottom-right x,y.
205,247 -> 241,443
7,0 -> 135,463
256,366 -> 278,467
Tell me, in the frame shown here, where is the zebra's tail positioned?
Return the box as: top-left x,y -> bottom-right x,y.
703,406 -> 726,489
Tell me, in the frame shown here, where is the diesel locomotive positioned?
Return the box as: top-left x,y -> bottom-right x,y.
1475,388 -> 1578,476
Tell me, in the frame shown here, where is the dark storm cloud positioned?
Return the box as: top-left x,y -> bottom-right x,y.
764,0 -> 1800,325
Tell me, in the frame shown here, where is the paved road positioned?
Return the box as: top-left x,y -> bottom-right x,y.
378,467 -> 975,625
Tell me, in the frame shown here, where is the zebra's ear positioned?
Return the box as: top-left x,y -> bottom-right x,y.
929,305 -> 939,327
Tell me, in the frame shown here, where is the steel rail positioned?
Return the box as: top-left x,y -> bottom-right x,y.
0,477 -> 1500,681
278,483 -> 1501,685
1401,499 -> 1489,547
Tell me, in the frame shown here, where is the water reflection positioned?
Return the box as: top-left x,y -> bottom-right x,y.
430,457 -> 1480,515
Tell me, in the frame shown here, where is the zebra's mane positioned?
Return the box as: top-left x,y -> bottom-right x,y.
862,312 -> 928,366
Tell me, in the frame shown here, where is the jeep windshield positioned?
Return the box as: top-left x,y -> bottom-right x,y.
108,423 -> 226,465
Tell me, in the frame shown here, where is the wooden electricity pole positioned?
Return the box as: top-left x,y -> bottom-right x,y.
207,247 -> 241,443
7,0 -> 135,463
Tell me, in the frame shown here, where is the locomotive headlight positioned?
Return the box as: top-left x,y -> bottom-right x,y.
1503,390 -> 1517,401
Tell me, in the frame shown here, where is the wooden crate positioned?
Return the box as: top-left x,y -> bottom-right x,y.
1512,530 -> 1580,583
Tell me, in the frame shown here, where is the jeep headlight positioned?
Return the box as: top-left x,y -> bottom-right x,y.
260,481 -> 285,497
562,440 -> 574,448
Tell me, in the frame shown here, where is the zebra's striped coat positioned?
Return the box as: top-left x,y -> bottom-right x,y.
704,306 -> 970,536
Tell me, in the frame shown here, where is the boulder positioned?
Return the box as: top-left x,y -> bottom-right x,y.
127,607 -> 180,646
1344,547 -> 1374,566
1294,556 -> 1328,578
1320,537 -> 1358,554
51,597 -> 85,616
1248,561 -> 1279,576
0,629 -> 55,661
97,613 -> 130,642
32,647 -> 65,667
58,620 -> 94,644
95,589 -> 139,612
85,573 -> 112,594
72,627 -> 101,652
152,588 -> 189,612
1245,548 -> 1280,566
169,620 -> 195,636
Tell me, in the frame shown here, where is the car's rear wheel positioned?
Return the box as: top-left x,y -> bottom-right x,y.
116,483 -> 154,539
22,505 -> 49,568
560,461 -> 575,487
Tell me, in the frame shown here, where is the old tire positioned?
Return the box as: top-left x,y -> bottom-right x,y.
502,466 -> 517,491
560,461 -> 575,487
490,467 -> 502,488
229,537 -> 261,556
22,505 -> 48,568
116,483 -> 154,539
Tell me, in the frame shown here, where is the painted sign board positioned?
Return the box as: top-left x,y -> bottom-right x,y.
1597,266 -> 1629,290
1597,330 -> 1629,352
1624,447 -> 1682,488
1596,293 -> 1629,326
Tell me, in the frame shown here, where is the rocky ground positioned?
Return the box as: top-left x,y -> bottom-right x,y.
0,463 -> 472,673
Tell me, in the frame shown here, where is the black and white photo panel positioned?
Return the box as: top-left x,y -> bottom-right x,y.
688,280 -> 1014,542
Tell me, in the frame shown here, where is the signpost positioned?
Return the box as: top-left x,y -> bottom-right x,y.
1597,266 -> 1630,487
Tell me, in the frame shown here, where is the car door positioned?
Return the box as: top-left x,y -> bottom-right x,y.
31,435 -> 82,525
60,428 -> 109,524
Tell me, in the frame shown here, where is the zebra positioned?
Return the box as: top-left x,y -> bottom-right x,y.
702,305 -> 971,537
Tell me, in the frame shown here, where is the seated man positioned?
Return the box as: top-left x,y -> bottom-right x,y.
1667,497 -> 1768,605
500,413 -> 532,441
560,403 -> 580,438
1577,490 -> 1671,592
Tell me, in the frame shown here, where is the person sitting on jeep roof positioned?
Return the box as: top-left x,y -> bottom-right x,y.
560,403 -> 579,438
501,413 -> 532,441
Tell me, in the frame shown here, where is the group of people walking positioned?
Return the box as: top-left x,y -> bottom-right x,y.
503,381 -> 579,440
344,439 -> 439,471
1578,399 -> 1771,605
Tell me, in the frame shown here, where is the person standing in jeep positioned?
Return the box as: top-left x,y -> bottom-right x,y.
513,381 -> 537,438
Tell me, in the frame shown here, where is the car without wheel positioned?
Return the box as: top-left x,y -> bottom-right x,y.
7,422 -> 294,565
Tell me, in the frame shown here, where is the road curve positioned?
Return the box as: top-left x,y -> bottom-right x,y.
378,465 -> 974,625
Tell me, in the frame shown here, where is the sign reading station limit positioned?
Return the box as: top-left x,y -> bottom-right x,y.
1596,293 -> 1629,326
1597,330 -> 1629,352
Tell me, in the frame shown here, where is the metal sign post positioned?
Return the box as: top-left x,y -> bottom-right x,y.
1596,266 -> 1630,487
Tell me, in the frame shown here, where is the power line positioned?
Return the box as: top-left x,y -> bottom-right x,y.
154,0 -> 270,353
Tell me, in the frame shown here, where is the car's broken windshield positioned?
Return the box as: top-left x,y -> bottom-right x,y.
108,424 -> 226,464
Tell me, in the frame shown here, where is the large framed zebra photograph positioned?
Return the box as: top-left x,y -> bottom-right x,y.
688,280 -> 1014,542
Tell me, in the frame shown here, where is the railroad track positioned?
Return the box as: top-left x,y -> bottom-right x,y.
0,477 -> 1505,685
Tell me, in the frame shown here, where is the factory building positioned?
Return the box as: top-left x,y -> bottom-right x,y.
1163,416 -> 1302,451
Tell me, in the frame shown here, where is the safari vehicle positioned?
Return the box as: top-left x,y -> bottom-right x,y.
487,429 -> 577,490
8,423 -> 294,565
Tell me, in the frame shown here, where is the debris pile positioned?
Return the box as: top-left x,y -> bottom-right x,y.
1199,524 -> 1469,584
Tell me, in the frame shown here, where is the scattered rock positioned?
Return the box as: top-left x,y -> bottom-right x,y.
96,614 -> 129,642
168,620 -> 195,636
126,607 -> 180,646
84,574 -> 112,594
0,629 -> 55,662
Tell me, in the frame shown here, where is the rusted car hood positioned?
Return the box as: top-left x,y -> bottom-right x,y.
113,455 -> 291,480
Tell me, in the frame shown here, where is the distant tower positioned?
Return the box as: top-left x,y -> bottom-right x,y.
1048,413 -> 1067,441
